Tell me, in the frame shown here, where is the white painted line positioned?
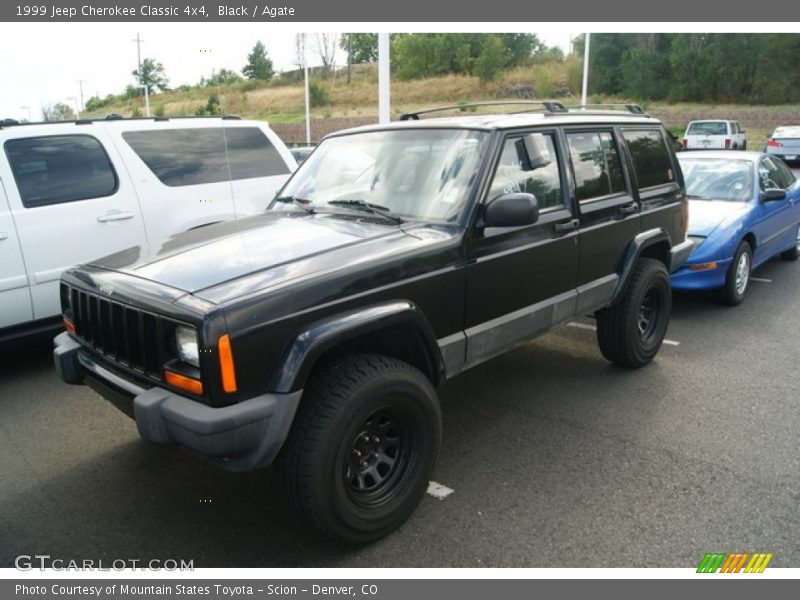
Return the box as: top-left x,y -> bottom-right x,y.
427,481 -> 454,500
567,322 -> 597,332
751,277 -> 772,283
567,321 -> 680,347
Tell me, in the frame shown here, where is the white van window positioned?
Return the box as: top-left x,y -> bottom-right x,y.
122,127 -> 290,187
4,135 -> 118,208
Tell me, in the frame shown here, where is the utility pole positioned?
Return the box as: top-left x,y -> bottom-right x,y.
581,33 -> 591,108
76,80 -> 85,112
347,34 -> 352,84
378,33 -> 390,124
132,32 -> 149,117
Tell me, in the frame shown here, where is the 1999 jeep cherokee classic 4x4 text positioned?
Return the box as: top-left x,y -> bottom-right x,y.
55,102 -> 692,542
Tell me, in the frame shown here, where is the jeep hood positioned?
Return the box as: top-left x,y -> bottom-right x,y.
687,200 -> 750,238
87,212 -> 460,303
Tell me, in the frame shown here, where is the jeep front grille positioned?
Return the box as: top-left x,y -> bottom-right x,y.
64,284 -> 180,381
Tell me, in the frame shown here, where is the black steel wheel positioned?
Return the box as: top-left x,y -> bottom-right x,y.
279,353 -> 441,543
596,258 -> 671,368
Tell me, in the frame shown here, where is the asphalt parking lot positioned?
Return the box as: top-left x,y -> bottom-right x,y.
2,254 -> 798,569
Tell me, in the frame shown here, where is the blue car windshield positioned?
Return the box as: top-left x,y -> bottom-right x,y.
271,128 -> 489,222
679,158 -> 753,202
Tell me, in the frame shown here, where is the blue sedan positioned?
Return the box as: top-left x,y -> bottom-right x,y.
671,151 -> 800,304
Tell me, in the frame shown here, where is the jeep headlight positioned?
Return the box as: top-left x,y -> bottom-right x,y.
175,326 -> 199,367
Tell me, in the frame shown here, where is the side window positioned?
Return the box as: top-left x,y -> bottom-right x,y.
487,132 -> 563,211
759,158 -> 788,191
122,127 -> 290,187
772,159 -> 796,190
622,129 -> 675,189
4,135 -> 117,208
729,122 -> 737,135
566,131 -> 625,202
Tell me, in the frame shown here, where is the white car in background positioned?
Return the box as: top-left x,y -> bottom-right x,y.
0,116 -> 296,341
682,119 -> 747,151
765,126 -> 800,164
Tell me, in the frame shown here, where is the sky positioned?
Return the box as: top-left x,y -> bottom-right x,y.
0,23 -> 573,120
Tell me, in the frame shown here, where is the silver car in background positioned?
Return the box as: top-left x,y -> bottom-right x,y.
765,126 -> 800,165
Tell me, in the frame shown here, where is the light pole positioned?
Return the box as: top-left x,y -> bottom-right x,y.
581,33 -> 591,108
76,80 -> 86,113
296,33 -> 311,145
138,85 -> 150,117
67,96 -> 80,119
378,33 -> 390,124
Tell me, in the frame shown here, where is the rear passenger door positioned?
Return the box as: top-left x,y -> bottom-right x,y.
621,127 -> 685,246
0,177 -> 33,329
2,132 -> 146,322
464,129 -> 579,367
565,128 -> 639,290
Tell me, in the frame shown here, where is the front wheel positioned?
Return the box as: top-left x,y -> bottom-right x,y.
714,241 -> 752,305
595,258 -> 671,368
278,353 -> 441,543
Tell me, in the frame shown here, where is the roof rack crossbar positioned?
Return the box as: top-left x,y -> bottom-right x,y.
399,101 -> 567,121
564,103 -> 649,116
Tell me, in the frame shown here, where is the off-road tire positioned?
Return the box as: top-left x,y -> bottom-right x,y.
595,258 -> 671,368
278,353 -> 441,544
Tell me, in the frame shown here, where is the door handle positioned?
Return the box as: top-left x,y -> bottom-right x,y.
97,211 -> 135,223
0,232 -> 8,241
554,218 -> 579,233
617,203 -> 639,217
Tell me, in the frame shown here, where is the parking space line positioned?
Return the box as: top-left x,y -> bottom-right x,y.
751,277 -> 772,283
567,322 -> 680,346
427,481 -> 454,500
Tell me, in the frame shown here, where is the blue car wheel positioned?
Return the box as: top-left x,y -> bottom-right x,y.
714,241 -> 752,306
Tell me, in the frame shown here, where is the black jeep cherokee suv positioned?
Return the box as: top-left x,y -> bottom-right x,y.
55,103 -> 693,542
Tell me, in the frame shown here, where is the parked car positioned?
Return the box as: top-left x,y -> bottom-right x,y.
0,116 -> 296,341
54,102 -> 691,542
683,119 -> 747,151
671,151 -> 800,304
764,126 -> 800,164
289,145 -> 316,165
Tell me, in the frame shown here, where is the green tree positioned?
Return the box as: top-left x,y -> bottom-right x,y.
340,33 -> 378,63
474,36 -> 507,82
132,58 -> 169,93
41,102 -> 75,121
499,33 -> 545,66
195,94 -> 222,116
242,41 -> 274,81
204,68 -> 243,87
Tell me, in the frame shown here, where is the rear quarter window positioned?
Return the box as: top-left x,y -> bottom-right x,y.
4,135 -> 118,208
122,127 -> 290,187
622,129 -> 675,189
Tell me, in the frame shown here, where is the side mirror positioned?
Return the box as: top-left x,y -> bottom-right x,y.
762,188 -> 786,202
484,193 -> 539,227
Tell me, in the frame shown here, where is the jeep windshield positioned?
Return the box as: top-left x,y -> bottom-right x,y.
272,128 -> 490,222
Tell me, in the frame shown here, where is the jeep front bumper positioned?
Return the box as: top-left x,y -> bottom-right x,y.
54,332 -> 301,472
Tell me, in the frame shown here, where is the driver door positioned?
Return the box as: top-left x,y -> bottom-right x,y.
463,130 -> 579,368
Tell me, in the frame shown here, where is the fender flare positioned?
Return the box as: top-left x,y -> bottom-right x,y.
609,228 -> 672,306
271,300 -> 444,393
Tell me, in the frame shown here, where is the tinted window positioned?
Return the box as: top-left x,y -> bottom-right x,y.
566,131 -> 625,201
4,135 -> 117,208
687,122 -> 728,136
123,127 -> 290,187
623,129 -> 674,189
488,133 -> 563,210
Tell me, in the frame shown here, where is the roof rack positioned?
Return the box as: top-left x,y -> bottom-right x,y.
399,101 -> 568,121
564,103 -> 649,116
0,114 -> 242,129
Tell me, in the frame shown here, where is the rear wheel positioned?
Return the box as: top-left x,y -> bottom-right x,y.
714,241 -> 752,305
279,353 -> 441,544
596,258 -> 671,368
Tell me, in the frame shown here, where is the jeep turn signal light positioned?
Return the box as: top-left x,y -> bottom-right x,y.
164,369 -> 204,395
218,334 -> 238,393
63,317 -> 76,335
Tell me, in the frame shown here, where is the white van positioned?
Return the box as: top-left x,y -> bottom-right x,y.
682,119 -> 747,151
0,116 -> 296,341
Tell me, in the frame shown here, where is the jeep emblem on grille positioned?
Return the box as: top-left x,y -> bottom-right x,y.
98,283 -> 114,296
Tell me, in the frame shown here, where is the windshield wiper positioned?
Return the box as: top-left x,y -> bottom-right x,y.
327,199 -> 404,223
274,195 -> 315,213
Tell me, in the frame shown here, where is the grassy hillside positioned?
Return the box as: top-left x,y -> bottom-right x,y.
87,59 -> 796,146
